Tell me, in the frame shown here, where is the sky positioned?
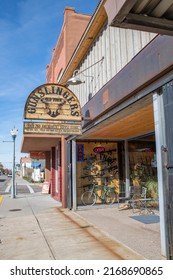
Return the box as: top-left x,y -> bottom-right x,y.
0,0 -> 99,169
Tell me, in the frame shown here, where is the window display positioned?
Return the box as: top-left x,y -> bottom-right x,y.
128,138 -> 158,200
76,141 -> 119,205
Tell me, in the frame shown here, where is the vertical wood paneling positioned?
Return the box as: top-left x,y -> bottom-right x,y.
93,40 -> 99,93
120,28 -> 128,69
110,27 -> 116,75
89,51 -> 93,98
114,28 -> 122,74
69,25 -> 157,106
84,54 -> 89,101
101,27 -> 107,86
126,29 -> 134,61
141,31 -> 150,47
98,32 -> 102,90
106,25 -> 112,81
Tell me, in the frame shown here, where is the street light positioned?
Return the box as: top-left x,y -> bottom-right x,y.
10,127 -> 18,199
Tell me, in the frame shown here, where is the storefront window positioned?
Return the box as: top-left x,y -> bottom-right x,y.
76,141 -> 119,206
128,135 -> 158,200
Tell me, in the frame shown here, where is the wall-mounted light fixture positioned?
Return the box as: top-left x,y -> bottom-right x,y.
66,56 -> 104,86
66,70 -> 84,86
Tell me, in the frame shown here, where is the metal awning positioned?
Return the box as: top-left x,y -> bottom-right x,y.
104,0 -> 173,36
31,163 -> 41,168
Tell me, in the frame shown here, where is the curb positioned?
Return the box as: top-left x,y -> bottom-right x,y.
58,207 -> 145,260
0,195 -> 4,205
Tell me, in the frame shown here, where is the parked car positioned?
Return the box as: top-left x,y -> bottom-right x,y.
8,171 -> 12,177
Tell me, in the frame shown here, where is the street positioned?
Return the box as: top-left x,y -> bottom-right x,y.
0,175 -> 41,197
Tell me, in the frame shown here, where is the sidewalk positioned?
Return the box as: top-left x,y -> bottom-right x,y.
76,205 -> 162,260
0,177 -> 162,260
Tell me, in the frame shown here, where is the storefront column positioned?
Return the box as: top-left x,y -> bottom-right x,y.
153,92 -> 168,259
72,139 -> 77,210
125,140 -> 130,196
45,151 -> 51,183
61,136 -> 68,208
51,147 -> 56,197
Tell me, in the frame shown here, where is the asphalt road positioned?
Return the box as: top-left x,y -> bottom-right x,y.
0,175 -> 42,196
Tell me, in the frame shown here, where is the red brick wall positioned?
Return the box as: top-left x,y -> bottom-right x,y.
51,147 -> 56,197
51,144 -> 62,202
46,7 -> 91,83
57,141 -> 62,201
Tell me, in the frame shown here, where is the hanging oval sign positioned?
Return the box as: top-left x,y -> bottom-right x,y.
24,83 -> 82,122
93,146 -> 105,154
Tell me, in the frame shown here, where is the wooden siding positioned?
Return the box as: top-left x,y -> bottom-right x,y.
69,24 -> 156,107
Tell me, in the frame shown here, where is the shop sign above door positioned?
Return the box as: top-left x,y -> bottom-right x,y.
30,151 -> 46,159
24,84 -> 81,122
24,122 -> 81,135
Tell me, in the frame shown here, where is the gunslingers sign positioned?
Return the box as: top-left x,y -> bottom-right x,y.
24,84 -> 82,135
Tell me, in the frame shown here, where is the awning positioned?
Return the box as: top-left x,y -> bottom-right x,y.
21,134 -> 62,153
31,163 -> 41,168
105,0 -> 173,36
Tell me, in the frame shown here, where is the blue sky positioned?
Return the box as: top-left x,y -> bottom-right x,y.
0,0 -> 99,169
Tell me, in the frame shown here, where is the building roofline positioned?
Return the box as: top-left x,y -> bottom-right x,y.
59,0 -> 107,85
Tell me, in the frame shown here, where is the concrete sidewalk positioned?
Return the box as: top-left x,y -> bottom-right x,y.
0,193 -> 145,260
76,205 -> 162,260
0,177 -> 162,260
